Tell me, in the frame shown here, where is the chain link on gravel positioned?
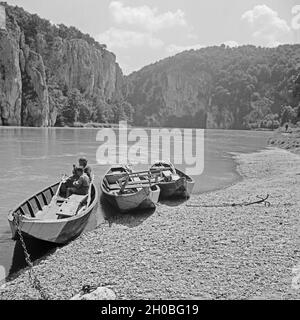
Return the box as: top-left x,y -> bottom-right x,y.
12,212 -> 50,300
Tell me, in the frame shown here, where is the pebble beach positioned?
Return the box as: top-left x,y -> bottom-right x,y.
0,147 -> 300,300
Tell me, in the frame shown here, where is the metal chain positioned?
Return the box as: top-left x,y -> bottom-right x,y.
12,212 -> 50,300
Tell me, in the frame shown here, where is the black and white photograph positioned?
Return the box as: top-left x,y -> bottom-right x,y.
0,0 -> 300,306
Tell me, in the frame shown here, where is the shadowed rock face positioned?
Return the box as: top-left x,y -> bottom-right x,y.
0,4 -> 124,127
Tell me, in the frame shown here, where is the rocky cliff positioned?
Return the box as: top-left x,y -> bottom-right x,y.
0,3 -> 125,126
126,63 -> 210,128
126,45 -> 300,129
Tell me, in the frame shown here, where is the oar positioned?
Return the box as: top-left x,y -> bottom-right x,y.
125,168 -> 172,176
125,170 -> 151,176
150,167 -> 174,173
86,174 -> 94,207
50,174 -> 68,204
120,178 -> 163,185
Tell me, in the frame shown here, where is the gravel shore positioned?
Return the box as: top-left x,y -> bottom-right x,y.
1,147 -> 300,300
268,128 -> 300,153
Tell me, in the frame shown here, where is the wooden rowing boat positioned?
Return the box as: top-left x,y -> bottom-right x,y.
150,161 -> 195,199
100,165 -> 160,213
7,180 -> 99,244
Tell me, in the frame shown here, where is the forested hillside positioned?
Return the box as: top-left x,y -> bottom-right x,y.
126,45 -> 300,129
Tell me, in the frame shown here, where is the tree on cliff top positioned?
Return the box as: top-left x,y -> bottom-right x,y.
3,2 -> 107,50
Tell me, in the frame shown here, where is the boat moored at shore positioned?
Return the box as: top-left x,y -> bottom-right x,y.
101,165 -> 160,213
150,161 -> 195,199
8,181 -> 99,244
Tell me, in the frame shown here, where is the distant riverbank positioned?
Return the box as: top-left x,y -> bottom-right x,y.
0,123 -> 279,130
1,147 -> 299,300
269,128 -> 300,153
72,122 -> 131,129
0,122 -> 130,129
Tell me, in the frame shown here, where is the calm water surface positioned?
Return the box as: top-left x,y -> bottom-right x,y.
0,127 -> 272,281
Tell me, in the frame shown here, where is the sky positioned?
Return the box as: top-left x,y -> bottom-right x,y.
4,0 -> 300,74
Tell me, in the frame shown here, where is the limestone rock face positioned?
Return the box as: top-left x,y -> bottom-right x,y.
43,37 -> 123,103
0,12 -> 50,126
0,4 -> 125,126
206,106 -> 234,129
126,66 -> 210,128
20,45 -> 50,126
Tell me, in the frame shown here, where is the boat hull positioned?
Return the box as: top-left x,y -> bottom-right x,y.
157,169 -> 195,199
101,184 -> 160,213
8,205 -> 97,244
8,183 -> 99,244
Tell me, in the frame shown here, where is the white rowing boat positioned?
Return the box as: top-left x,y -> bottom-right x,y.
8,179 -> 98,244
100,165 -> 160,213
150,161 -> 195,199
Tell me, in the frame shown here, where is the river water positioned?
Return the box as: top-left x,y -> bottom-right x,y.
0,127 -> 272,282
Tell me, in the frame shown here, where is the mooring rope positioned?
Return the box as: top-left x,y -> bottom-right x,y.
186,194 -> 271,208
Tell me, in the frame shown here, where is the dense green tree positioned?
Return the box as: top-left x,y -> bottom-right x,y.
49,87 -> 67,126
4,3 -> 107,51
77,103 -> 90,123
113,101 -> 134,123
281,105 -> 297,125
61,89 -> 83,125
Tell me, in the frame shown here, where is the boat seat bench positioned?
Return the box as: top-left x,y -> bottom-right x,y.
56,194 -> 88,218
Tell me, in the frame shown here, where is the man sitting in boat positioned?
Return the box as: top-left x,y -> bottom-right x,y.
60,158 -> 92,197
66,167 -> 90,197
78,157 -> 92,181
